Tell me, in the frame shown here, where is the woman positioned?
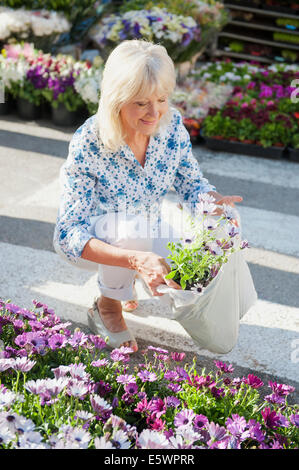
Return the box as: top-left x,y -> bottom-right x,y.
53,40 -> 242,353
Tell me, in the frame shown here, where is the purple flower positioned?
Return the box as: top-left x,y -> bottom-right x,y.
164,370 -> 179,381
124,382 -> 138,395
14,333 -> 29,348
5,303 -> 21,315
259,84 -> 273,98
247,419 -> 265,443
12,357 -> 36,372
89,335 -> 107,350
137,370 -> 157,383
111,397 -> 119,409
146,415 -> 165,431
68,331 -> 89,349
90,395 -> 112,421
122,392 -> 135,405
214,360 -> 234,373
194,414 -> 209,430
91,359 -> 109,368
134,397 -> 148,414
174,409 -> 195,428
226,414 -> 251,441
261,407 -> 280,429
93,380 -> 112,397
48,334 -> 68,350
148,397 -> 166,418
110,347 -> 133,363
207,422 -> 227,442
0,358 -> 15,372
166,396 -> 181,408
167,383 -> 182,393
170,352 -> 186,362
26,332 -> 47,352
116,374 -> 136,385
268,381 -> 295,397
290,414 -> 299,427
242,374 -> 264,389
264,393 -> 285,405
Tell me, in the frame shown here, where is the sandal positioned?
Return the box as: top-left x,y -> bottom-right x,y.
87,298 -> 137,351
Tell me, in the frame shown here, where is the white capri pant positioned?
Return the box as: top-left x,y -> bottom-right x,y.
54,212 -> 182,301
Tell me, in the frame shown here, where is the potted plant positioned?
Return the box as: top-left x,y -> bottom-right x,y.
40,55 -> 87,126
88,6 -> 202,66
288,133 -> 299,162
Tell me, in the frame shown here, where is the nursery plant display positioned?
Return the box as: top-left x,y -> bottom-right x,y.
0,299 -> 298,449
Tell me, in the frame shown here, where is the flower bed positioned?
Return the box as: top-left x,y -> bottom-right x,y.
0,298 -> 298,449
195,61 -> 299,152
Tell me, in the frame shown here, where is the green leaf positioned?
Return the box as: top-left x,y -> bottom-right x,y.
165,270 -> 177,280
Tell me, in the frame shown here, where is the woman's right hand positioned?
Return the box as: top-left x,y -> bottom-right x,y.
128,251 -> 182,296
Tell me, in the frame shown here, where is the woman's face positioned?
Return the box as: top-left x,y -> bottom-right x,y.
120,91 -> 169,138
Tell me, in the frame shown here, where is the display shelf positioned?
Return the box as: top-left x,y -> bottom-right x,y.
224,3 -> 299,20
228,19 -> 299,36
218,31 -> 299,50
214,2 -> 299,63
213,49 -> 273,63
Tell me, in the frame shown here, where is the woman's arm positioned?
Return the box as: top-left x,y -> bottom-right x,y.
81,238 -> 181,296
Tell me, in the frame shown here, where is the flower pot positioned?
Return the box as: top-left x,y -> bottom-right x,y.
0,101 -> 10,116
0,94 -> 16,115
51,103 -> 80,127
288,147 -> 299,162
202,134 -> 286,159
17,98 -> 41,120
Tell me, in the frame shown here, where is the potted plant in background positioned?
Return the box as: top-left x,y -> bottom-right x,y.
289,133 -> 299,162
73,55 -> 103,117
87,6 -> 202,82
40,55 -> 87,126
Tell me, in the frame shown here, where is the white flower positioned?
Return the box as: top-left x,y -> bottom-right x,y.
137,429 -> 170,449
94,436 -> 115,449
0,426 -> 15,445
17,431 -> 48,449
0,390 -> 17,409
68,381 -> 89,399
111,429 -> 131,449
206,241 -> 223,256
15,415 -> 36,434
0,7 -> 70,41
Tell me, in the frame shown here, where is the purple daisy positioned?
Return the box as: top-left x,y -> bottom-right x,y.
193,414 -> 209,430
137,370 -> 157,383
214,360 -> 234,373
242,374 -> 264,389
170,352 -> 186,362
48,334 -> 68,350
124,382 -> 138,395
174,409 -> 195,428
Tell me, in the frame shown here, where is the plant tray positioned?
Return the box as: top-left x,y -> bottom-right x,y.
202,135 -> 286,159
288,147 -> 299,162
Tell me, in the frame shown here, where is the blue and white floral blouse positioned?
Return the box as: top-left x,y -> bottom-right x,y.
53,107 -> 215,263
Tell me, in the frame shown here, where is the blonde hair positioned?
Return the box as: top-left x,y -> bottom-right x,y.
96,40 -> 176,152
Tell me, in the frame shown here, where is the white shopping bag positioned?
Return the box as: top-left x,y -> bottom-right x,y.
157,247 -> 257,355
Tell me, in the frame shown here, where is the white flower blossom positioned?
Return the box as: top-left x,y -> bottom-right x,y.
0,7 -> 70,41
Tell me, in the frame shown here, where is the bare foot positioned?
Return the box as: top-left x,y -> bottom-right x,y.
97,296 -> 138,352
122,300 -> 139,312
